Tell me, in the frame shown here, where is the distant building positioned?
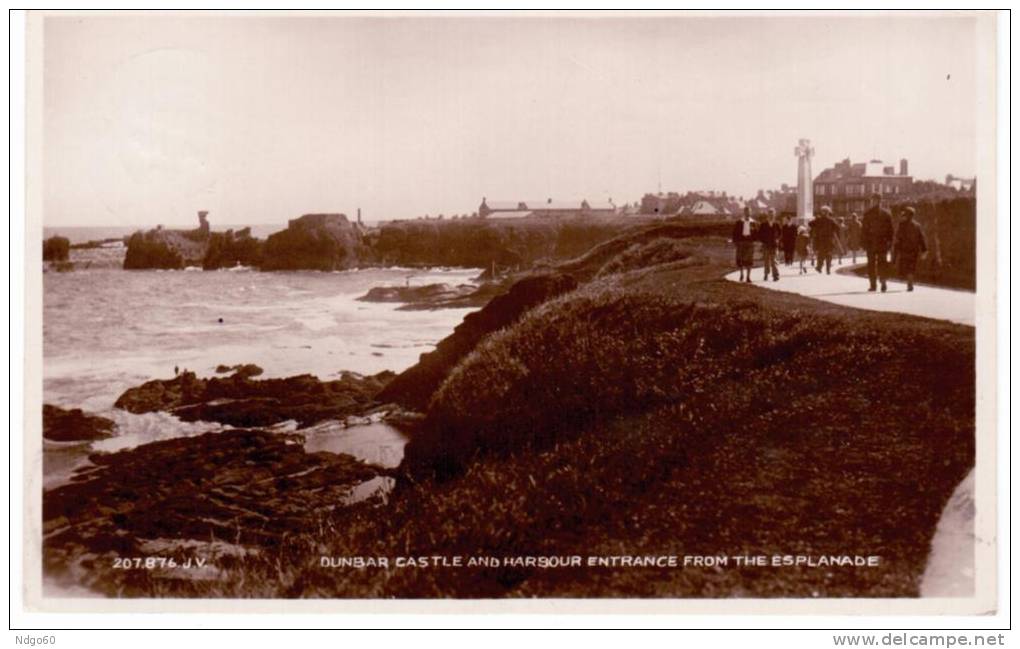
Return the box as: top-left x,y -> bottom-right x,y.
486,210 -> 535,220
945,174 -> 976,192
813,158 -> 913,215
677,200 -> 727,220
640,190 -> 743,219
478,197 -> 616,219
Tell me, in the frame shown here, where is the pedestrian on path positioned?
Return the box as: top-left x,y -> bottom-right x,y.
861,193 -> 895,292
731,207 -> 756,282
757,208 -> 781,281
846,212 -> 863,264
892,206 -> 928,292
795,225 -> 812,274
781,214 -> 798,266
811,206 -> 841,275
836,217 -> 849,266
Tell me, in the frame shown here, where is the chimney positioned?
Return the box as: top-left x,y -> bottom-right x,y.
357,207 -> 362,225
900,159 -> 909,176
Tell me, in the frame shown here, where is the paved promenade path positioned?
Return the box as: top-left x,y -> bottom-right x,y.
724,261 -> 975,326
726,260 -> 978,597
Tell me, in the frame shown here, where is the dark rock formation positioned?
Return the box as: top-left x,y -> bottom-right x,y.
396,281 -> 507,311
357,282 -> 480,306
43,404 -> 115,442
43,236 -> 70,262
376,272 -> 578,411
202,227 -> 263,270
70,237 -> 124,250
114,368 -> 396,428
123,211 -> 263,270
261,213 -> 367,271
214,363 -> 264,379
43,429 -> 382,590
556,221 -> 732,281
123,213 -> 211,270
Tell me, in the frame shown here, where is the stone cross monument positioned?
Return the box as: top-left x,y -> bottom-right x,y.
794,139 -> 814,224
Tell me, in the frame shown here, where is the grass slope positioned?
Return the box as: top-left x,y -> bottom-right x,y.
78,234 -> 975,598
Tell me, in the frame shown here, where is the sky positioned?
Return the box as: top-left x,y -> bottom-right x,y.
42,12 -> 980,228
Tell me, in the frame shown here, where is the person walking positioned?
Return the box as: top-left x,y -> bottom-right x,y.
846,212 -> 863,264
757,208 -> 781,281
835,217 -> 849,265
795,225 -> 812,274
891,206 -> 928,291
811,206 -> 840,275
731,207 -> 756,282
861,193 -> 895,292
781,214 -> 798,266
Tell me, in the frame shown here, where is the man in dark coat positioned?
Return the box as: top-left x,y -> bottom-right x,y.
756,208 -> 780,281
811,205 -> 840,275
780,214 -> 798,266
892,206 -> 927,291
846,212 -> 863,264
731,207 -> 756,282
861,193 -> 895,292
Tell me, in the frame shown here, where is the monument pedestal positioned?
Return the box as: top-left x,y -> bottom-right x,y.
794,139 -> 814,225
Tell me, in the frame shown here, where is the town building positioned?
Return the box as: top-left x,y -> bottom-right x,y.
813,158 -> 913,215
945,174 -> 976,192
640,190 -> 743,219
478,197 -> 616,219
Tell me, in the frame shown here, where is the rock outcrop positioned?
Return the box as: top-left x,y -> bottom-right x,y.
123,212 -> 211,270
43,429 -> 382,592
375,272 -> 578,411
261,213 -> 367,271
202,227 -> 263,269
114,368 -> 396,428
214,363 -> 264,379
42,236 -> 70,262
357,282 -> 481,306
123,211 -> 265,270
43,404 -> 115,442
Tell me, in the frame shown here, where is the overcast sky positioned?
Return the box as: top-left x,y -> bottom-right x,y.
43,12 -> 980,228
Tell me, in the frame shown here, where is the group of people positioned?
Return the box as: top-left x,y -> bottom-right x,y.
731,193 -> 928,291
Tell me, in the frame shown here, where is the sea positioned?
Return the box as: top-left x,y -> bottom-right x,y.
42,242 -> 480,488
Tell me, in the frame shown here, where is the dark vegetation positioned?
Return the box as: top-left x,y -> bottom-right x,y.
840,198 -> 975,291
367,218 -> 639,269
376,273 -> 579,411
45,222 -> 975,598
895,198 -> 975,290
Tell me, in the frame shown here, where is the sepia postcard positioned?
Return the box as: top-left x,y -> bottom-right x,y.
17,9 -> 1001,617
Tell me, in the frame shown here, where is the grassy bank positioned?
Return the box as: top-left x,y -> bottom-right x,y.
368,216 -> 656,268
65,228 -> 976,599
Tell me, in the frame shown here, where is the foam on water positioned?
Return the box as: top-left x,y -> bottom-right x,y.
43,266 -> 479,477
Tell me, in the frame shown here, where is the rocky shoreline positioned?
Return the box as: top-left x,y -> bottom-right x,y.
40,270 -> 542,590
114,366 -> 396,429
112,210 -> 642,272
43,428 -> 385,592
43,405 -> 115,442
